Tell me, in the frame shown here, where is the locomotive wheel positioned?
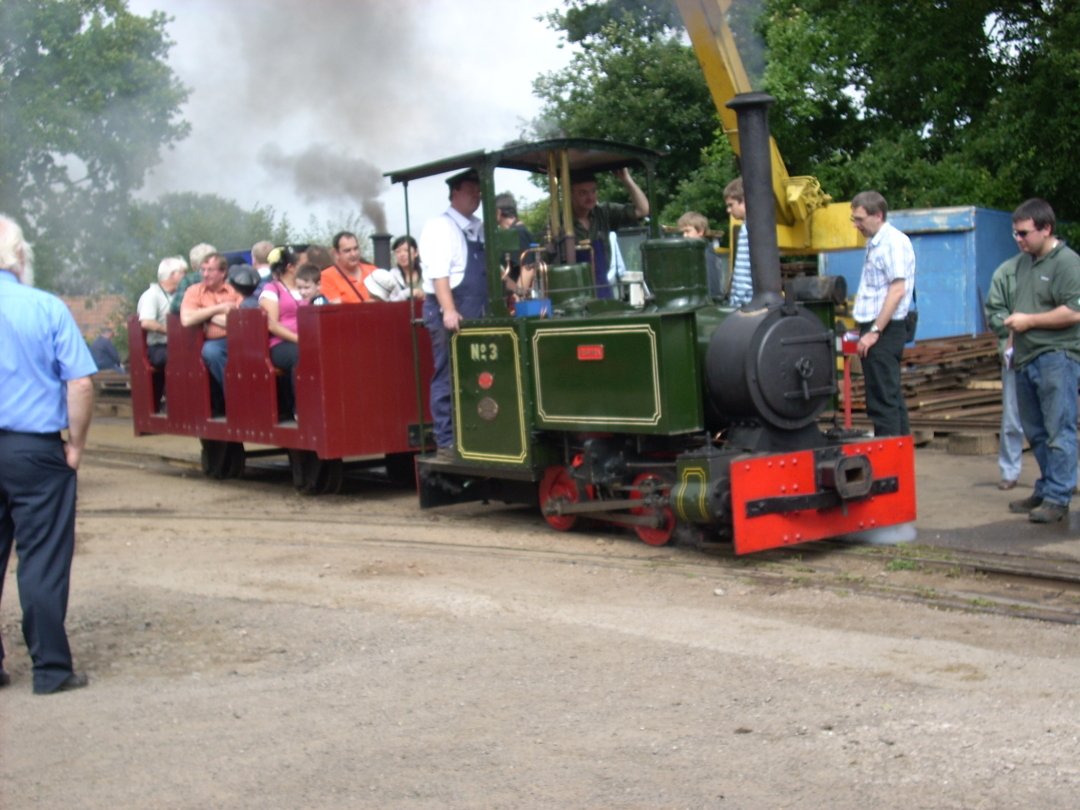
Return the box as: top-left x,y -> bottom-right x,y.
289,450 -> 344,496
628,472 -> 676,546
539,466 -> 580,532
200,440 -> 245,480
384,452 -> 417,488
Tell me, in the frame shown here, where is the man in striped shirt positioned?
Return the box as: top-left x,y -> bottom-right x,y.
724,178 -> 753,308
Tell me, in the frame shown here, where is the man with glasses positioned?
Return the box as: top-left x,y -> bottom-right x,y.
1001,198 -> 1080,524
850,190 -> 916,437
180,252 -> 242,415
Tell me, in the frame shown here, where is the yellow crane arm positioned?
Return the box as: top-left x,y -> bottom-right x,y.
672,0 -> 862,252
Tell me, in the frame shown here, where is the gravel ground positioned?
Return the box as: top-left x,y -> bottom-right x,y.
1,430 -> 1078,808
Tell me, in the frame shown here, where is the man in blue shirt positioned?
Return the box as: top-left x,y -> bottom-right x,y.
0,214 -> 97,694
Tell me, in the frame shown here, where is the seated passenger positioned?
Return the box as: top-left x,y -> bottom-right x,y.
180,253 -> 242,414
296,263 -> 328,306
305,244 -> 334,272
320,231 -> 378,303
170,242 -> 217,316
137,255 -> 188,409
259,246 -> 304,420
677,211 -> 725,300
391,235 -> 426,300
364,267 -> 410,302
228,263 -> 261,308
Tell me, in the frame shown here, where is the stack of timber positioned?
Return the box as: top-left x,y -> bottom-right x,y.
93,369 -> 132,418
835,333 -> 1002,434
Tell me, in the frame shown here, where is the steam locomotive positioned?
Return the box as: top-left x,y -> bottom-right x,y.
396,93 -> 915,554
128,93 -> 915,554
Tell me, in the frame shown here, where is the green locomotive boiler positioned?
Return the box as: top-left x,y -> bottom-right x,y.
389,95 -> 915,554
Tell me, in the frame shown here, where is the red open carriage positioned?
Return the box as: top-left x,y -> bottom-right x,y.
128,301 -> 433,493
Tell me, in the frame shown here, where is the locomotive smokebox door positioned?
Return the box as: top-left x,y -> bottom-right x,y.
705,305 -> 836,430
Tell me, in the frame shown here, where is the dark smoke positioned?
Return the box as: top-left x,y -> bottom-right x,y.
129,0 -> 564,236
258,143 -> 387,232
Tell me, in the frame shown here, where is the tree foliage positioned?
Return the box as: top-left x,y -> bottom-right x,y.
0,0 -> 189,291
117,193 -> 289,299
532,0 -> 1080,237
532,4 -> 723,219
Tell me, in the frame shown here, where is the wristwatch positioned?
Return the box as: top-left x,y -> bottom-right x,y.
869,323 -> 881,334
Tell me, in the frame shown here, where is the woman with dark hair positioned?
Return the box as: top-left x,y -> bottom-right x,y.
391,235 -> 425,300
258,245 -> 304,420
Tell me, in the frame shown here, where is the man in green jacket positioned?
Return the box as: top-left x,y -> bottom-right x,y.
1002,198 -> 1080,524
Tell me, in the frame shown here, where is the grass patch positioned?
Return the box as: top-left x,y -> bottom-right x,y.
886,558 -> 919,572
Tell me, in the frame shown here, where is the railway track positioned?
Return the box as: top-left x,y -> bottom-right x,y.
82,446 -> 1080,626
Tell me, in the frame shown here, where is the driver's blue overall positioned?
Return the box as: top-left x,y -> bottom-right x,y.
423,227 -> 486,450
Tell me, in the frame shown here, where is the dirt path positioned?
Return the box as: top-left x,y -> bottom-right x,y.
2,441 -> 1078,808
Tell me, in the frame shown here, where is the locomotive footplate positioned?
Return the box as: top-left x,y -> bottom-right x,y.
728,436 -> 916,555
416,456 -> 539,510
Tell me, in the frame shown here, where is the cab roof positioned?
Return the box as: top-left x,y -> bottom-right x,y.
385,138 -> 663,185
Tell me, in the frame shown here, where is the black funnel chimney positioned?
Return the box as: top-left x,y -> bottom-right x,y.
372,232 -> 392,269
726,92 -> 783,309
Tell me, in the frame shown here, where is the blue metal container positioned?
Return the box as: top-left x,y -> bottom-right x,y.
820,206 -> 1017,339
514,298 -> 552,318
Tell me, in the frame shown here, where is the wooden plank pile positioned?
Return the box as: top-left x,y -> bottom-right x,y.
92,369 -> 132,418
838,333 -> 1002,433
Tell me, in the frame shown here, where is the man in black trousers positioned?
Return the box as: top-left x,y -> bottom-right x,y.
0,214 -> 96,694
850,190 -> 917,436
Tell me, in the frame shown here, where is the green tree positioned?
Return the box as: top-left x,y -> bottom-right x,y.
0,0 -> 189,291
761,0 -> 1080,221
119,192 -> 289,300
531,8 -> 719,218
534,0 -> 1080,233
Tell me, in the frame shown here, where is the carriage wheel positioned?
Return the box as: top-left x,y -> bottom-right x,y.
628,472 -> 676,546
200,440 -> 244,480
539,466 -> 580,532
224,442 -> 245,479
384,452 -> 418,488
289,450 -> 343,496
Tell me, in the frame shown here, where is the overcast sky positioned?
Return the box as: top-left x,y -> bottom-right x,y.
128,0 -> 573,248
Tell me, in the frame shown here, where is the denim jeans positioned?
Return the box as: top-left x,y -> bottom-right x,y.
201,338 -> 228,387
423,298 -> 454,449
999,365 -> 1024,481
1015,350 -> 1080,506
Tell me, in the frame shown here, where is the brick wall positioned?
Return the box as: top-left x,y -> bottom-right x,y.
60,295 -> 130,341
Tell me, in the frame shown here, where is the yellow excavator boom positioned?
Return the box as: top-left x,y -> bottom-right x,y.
673,0 -> 863,252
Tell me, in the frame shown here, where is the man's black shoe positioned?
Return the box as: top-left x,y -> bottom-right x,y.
1029,502 -> 1068,524
34,672 -> 89,695
1008,494 -> 1043,514
0,669 -> 10,688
